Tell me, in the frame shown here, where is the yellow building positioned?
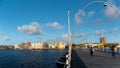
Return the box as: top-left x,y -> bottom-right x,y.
57,42 -> 65,49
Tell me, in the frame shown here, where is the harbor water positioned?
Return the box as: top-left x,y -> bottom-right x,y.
0,49 -> 66,68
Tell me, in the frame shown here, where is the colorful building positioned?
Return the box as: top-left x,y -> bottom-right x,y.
35,42 -> 43,49
100,37 -> 106,44
31,43 -> 35,49
21,42 -> 26,49
43,42 -> 49,49
26,42 -> 32,49
14,41 -> 65,50
14,44 -> 20,49
57,42 -> 65,49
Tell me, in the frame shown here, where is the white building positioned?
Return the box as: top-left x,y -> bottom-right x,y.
35,42 -> 43,49
84,43 -> 102,48
31,43 -> 35,49
14,44 -> 20,49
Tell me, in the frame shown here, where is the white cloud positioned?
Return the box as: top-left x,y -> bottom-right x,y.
46,22 -> 64,29
95,30 -> 106,35
62,34 -> 69,42
75,10 -> 95,25
75,9 -> 85,24
62,34 -> 68,38
104,1 -> 120,19
104,27 -> 119,34
110,27 -> 119,34
3,36 -> 10,41
112,27 -> 118,32
18,22 -> 44,35
87,11 -> 95,17
74,33 -> 86,38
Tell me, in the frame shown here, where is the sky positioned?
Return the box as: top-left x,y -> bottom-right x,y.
0,0 -> 120,45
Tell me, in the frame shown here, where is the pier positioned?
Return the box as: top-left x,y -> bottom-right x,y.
71,48 -> 120,68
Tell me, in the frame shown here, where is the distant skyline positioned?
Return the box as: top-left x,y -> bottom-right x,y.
0,0 -> 120,45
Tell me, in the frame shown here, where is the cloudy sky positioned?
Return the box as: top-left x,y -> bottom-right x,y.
0,0 -> 120,45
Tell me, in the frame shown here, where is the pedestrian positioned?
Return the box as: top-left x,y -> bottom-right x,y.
111,45 -> 117,58
89,47 -> 94,56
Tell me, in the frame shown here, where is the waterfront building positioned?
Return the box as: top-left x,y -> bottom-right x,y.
14,44 -> 18,49
83,43 -> 102,48
21,42 -> 26,49
14,44 -> 24,49
14,41 -> 66,50
51,45 -> 55,48
14,44 -> 20,49
52,42 -> 57,48
48,43 -> 52,48
57,42 -> 65,49
43,42 -> 49,49
35,42 -> 43,49
0,46 -> 13,49
31,43 -> 35,49
26,42 -> 32,49
34,43 -> 37,49
100,37 -> 106,44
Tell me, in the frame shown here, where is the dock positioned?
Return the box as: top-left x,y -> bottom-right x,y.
71,48 -> 120,68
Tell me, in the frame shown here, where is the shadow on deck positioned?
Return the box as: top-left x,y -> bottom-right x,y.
71,49 -> 87,68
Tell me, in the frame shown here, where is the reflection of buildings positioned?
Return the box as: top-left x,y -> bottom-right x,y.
14,41 -> 65,50
100,37 -> 106,44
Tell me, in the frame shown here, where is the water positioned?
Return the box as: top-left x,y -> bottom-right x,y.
0,49 -> 67,68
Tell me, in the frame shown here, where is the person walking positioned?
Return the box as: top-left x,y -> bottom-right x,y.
89,47 -> 94,56
111,45 -> 117,58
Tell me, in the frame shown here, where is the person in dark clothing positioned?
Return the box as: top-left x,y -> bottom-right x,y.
111,45 -> 117,58
89,47 -> 94,56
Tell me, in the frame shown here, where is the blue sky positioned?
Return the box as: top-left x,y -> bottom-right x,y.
0,0 -> 120,45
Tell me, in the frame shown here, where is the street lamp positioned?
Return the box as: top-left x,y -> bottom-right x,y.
72,0 -> 120,46
66,9 -> 72,68
104,2 -> 107,7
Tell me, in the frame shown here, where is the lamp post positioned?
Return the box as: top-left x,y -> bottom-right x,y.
66,9 -> 72,68
65,1 -> 120,68
72,0 -> 120,48
68,9 -> 72,54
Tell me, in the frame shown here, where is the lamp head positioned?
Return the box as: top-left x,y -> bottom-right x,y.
104,2 -> 107,7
